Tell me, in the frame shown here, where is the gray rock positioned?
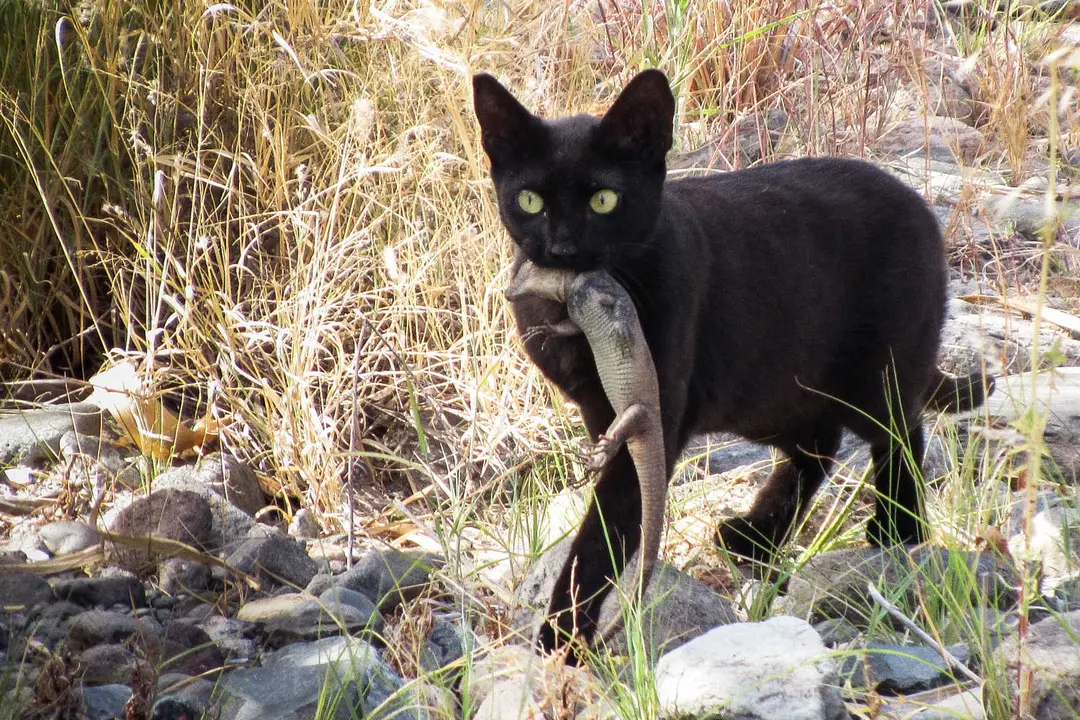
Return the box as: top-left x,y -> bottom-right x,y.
157,621 -> 225,677
80,643 -> 150,685
305,572 -> 335,596
66,609 -> 163,653
38,520 -> 101,555
80,683 -> 133,720
143,471 -> 259,551
227,533 -> 318,590
216,635 -> 424,720
60,432 -> 144,489
335,548 -> 441,611
52,571 -> 147,608
996,609 -> 1080,718
785,546 -> 1017,627
0,403 -> 103,466
876,116 -> 985,162
236,592 -> 379,645
1006,490 -> 1080,593
106,489 -> 214,572
654,616 -> 848,720
422,618 -> 465,671
196,615 -> 258,661
155,452 -> 266,516
840,641 -> 972,692
318,585 -> 384,634
289,508 -> 321,539
0,571 -> 55,607
813,617 -> 861,647
158,557 -> 212,596
513,536 -> 737,658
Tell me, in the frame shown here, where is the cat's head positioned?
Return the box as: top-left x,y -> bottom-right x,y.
473,70 -> 674,272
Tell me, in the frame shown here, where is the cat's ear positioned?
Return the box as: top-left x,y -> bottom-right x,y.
598,69 -> 674,164
473,73 -> 538,165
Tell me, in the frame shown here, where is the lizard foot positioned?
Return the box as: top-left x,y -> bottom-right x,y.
586,434 -> 619,472
715,516 -> 783,567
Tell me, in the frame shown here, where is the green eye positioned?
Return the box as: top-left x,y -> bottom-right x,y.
517,190 -> 544,214
589,189 -> 618,214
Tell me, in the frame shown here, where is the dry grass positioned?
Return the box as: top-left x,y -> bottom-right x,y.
1,1 -> 1079,715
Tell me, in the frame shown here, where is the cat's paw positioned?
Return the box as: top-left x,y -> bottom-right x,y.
715,517 -> 781,565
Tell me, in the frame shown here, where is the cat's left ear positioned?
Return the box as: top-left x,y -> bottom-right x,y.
473,73 -> 539,166
598,69 -> 675,165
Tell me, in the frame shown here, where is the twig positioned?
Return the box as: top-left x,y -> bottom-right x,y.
867,581 -> 982,685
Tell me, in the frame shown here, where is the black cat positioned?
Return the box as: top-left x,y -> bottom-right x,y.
473,69 -> 990,655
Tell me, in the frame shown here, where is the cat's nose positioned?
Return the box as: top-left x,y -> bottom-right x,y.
549,242 -> 576,258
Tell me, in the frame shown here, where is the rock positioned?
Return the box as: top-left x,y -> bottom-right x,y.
38,520 -> 101,555
141,471 -> 259,551
79,643 -> 151,685
877,685 -> 986,719
785,546 -> 1017,627
0,571 -> 56,608
158,557 -> 212,596
513,536 -> 737,658
654,616 -> 847,720
289,508 -> 321,539
469,644 -> 613,720
840,641 -> 972,692
155,452 -> 266,516
813,617 -> 861,647
876,116 -> 985,162
1006,490 -> 1080,592
318,586 -> 384,634
215,635 -> 422,720
0,403 -> 103,466
422,618 -> 465,671
80,683 -> 133,720
226,532 -> 319,589
66,609 -> 163,653
52,571 -> 147,608
236,592 -> 379,645
60,432 -> 144,489
154,674 -> 215,718
106,489 -> 214,572
996,610 -> 1080,718
335,548 -> 441,611
157,621 -> 225,677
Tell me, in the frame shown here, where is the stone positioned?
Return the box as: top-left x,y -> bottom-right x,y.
79,643 -> 151,685
66,609 -> 163,653
154,452 -> 266,516
226,533 -> 319,590
1006,490 -> 1080,592
0,403 -> 103,466
158,557 -> 212,596
840,641 -> 972,692
0,571 -> 55,608
289,507 -> 321,539
785,546 -> 1017,627
215,636 -> 421,720
318,586 -> 384,634
52,571 -> 147,608
877,685 -> 986,719
236,592 -> 379,644
139,471 -> 258,552
80,684 -> 133,720
654,616 -> 847,720
335,548 -> 441,611
38,520 -> 101,555
876,116 -> 985,162
156,621 -> 225,677
996,610 -> 1080,718
106,489 -> 214,572
813,617 -> 861,647
513,536 -> 737,658
196,615 -> 258,662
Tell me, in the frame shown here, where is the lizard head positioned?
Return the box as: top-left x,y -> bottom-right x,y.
504,259 -> 578,303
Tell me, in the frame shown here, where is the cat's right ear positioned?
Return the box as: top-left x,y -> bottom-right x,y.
473,74 -> 537,166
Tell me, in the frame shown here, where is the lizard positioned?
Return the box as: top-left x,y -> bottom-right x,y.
505,259 -> 666,645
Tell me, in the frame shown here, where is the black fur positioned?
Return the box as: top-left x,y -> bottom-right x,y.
473,70 -> 988,655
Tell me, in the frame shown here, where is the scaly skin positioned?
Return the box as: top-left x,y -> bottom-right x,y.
506,260 -> 666,644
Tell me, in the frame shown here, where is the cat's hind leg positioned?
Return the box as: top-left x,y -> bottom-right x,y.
715,427 -> 841,564
865,421 -> 928,547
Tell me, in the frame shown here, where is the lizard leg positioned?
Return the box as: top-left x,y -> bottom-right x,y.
521,319 -> 581,344
587,403 -> 652,472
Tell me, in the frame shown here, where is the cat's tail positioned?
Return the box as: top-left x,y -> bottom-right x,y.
924,369 -> 996,413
